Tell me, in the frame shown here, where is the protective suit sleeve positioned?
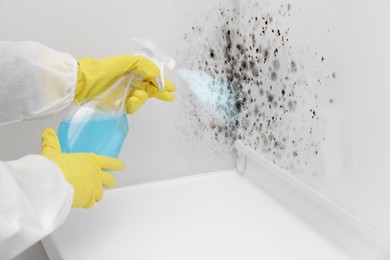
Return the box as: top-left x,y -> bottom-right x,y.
0,41 -> 78,126
0,155 -> 73,260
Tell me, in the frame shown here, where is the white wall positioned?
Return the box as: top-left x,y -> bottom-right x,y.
234,0 -> 390,243
313,0 -> 390,240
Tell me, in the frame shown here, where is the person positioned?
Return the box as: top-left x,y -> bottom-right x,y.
0,41 -> 175,259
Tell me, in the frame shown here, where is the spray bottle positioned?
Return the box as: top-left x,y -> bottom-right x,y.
57,38 -> 175,158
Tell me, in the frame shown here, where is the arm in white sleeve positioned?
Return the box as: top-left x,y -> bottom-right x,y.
0,155 -> 73,260
0,41 -> 78,126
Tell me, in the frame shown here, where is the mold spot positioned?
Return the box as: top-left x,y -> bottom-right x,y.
176,3 -> 334,185
209,49 -> 215,59
267,93 -> 274,103
291,60 -> 297,72
271,71 -> 277,81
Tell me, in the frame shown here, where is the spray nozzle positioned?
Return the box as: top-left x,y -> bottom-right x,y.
129,38 -> 176,91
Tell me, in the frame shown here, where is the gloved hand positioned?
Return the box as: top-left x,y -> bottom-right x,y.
41,128 -> 125,208
75,55 -> 176,114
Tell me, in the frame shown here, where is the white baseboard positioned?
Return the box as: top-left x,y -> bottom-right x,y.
235,141 -> 390,258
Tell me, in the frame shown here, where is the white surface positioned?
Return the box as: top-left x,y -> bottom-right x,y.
13,242 -> 48,260
44,171 -> 353,260
296,0 -> 390,241
236,141 -> 390,250
239,143 -> 390,260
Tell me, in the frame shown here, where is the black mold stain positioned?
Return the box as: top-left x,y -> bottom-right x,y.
291,60 -> 297,72
178,3 -> 335,180
209,49 -> 215,59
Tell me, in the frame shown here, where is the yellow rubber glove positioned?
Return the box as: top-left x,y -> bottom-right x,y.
76,55 -> 176,114
41,128 -> 125,208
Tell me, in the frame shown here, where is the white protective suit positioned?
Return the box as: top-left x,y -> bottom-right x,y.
0,41 -> 78,259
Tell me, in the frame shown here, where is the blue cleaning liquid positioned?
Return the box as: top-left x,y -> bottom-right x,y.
58,113 -> 128,158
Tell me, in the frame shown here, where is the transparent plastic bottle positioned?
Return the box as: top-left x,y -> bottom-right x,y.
57,39 -> 175,158
57,73 -> 141,158
58,111 -> 128,158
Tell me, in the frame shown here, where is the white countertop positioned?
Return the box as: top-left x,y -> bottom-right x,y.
44,170 -> 353,260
